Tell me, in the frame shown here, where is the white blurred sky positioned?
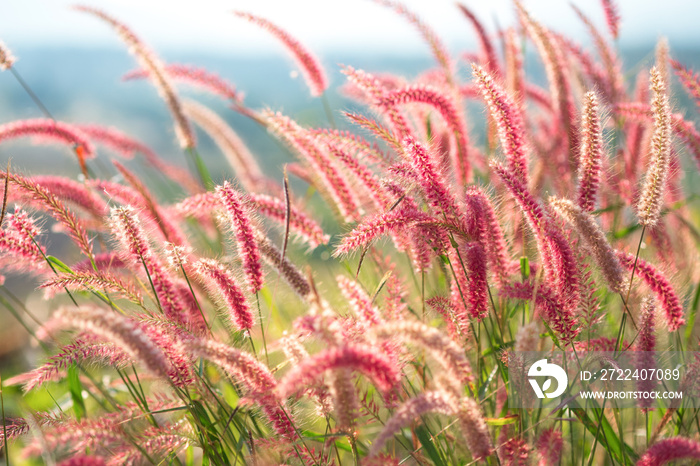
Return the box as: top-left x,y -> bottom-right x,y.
0,0 -> 696,55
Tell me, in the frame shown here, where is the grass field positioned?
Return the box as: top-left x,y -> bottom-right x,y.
1,1 -> 700,465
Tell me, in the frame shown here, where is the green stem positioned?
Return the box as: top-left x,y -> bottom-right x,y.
256,293 -> 269,365
1,373 -> 8,466
179,264 -> 211,333
321,93 -> 337,129
350,434 -> 361,466
625,226 -> 647,304
186,147 -> 213,190
9,67 -> 54,120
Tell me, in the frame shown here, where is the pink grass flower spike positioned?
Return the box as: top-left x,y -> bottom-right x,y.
637,67 -> 672,227
577,91 -> 604,212
123,63 -> 244,104
47,306 -> 172,380
472,64 -> 528,184
217,181 -> 264,293
109,206 -> 201,332
671,59 -> 700,111
549,197 -> 625,293
381,85 -> 472,184
277,344 -> 400,399
536,429 -> 563,466
616,252 -> 685,331
193,258 -> 254,331
0,119 -> 94,158
373,0 -> 454,81
457,4 -> 500,76
234,11 -> 328,97
74,5 -> 195,149
0,41 -> 16,70
637,437 -> 700,466
600,0 -> 621,39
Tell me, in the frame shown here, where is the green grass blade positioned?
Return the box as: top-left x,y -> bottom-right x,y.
415,424 -> 446,466
67,363 -> 86,420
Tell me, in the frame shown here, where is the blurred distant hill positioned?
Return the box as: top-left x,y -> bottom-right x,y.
0,46 -> 699,184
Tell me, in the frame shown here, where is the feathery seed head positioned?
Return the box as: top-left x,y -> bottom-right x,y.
0,41 -> 16,70
457,396 -> 493,460
123,63 -> 244,104
577,91 -> 604,212
49,306 -> 172,380
458,4 -> 500,76
31,176 -> 107,218
655,37 -> 670,84
337,275 -> 383,326
247,192 -> 329,247
277,344 -> 400,399
193,258 -> 254,331
369,390 -> 459,457
255,230 -> 312,299
0,119 -> 95,159
401,135 -> 460,217
514,322 -> 540,353
617,252 -> 685,331
637,437 -> 700,466
372,320 -> 474,385
516,1 -> 577,169
5,173 -> 94,258
74,5 -> 195,148
601,0 -> 620,39
163,242 -> 190,270
472,64 -> 528,184
183,100 -> 264,192
184,337 -> 276,394
463,186 -> 514,284
109,205 -> 152,261
334,207 -> 432,257
234,11 -> 327,97
536,429 -> 563,466
637,67 -> 672,227
549,197 -> 625,293
381,85 -> 471,183
636,297 -> 658,408
503,282 -> 580,343
264,109 -> 362,221
373,0 -> 453,80
636,297 -> 657,353
0,210 -> 46,270
216,181 -> 264,293
671,59 -> 700,112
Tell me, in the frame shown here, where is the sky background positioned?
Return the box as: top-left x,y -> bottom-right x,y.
0,0 -> 695,56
